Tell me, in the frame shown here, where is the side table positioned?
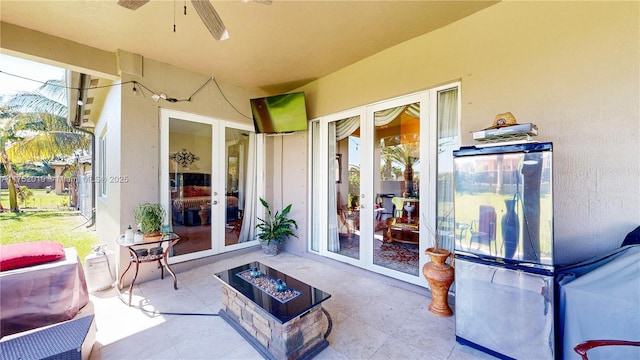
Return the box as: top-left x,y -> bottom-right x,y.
386,219 -> 420,244
116,233 -> 181,306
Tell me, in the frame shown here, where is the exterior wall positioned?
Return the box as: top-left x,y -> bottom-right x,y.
116,58 -> 261,283
94,84 -> 122,267
276,133 -> 309,256
296,1 -> 640,264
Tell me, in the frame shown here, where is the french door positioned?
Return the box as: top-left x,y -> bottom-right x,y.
310,84 -> 460,286
160,109 -> 260,263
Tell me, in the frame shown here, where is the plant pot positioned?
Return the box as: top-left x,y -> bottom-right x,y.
261,242 -> 279,256
143,230 -> 163,242
422,247 -> 454,317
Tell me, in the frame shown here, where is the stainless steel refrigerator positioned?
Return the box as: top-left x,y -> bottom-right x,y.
453,142 -> 556,360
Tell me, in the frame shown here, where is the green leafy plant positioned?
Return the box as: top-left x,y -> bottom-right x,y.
255,198 -> 298,245
134,202 -> 165,235
18,185 -> 34,207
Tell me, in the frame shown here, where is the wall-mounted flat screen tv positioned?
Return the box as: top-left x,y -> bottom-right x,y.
250,92 -> 308,134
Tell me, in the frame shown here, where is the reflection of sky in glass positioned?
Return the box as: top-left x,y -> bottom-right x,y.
349,137 -> 360,166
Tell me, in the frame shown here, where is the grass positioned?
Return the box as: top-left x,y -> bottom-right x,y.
0,188 -> 98,263
1,188 -> 71,209
455,187 -> 553,259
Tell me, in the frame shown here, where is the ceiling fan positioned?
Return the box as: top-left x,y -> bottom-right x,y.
117,0 -> 271,41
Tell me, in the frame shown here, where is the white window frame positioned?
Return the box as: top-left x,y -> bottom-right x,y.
99,130 -> 107,198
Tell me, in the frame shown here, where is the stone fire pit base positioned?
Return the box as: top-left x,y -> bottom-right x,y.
220,285 -> 328,360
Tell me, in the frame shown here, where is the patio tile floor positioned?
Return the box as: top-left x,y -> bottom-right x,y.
88,249 -> 496,360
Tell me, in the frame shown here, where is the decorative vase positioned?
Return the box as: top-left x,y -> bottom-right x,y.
262,242 -> 279,256
275,279 -> 287,292
403,167 -> 414,197
404,202 -> 416,223
502,199 -> 520,259
250,267 -> 262,278
422,247 -> 455,317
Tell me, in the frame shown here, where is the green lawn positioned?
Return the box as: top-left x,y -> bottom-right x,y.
1,188 -> 71,209
0,210 -> 99,263
455,191 -> 553,259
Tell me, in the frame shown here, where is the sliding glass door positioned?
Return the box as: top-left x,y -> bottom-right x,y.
328,114 -> 362,261
371,99 -> 422,277
309,84 -> 460,286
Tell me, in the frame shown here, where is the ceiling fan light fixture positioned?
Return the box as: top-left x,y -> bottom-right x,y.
117,0 -> 150,10
191,0 -> 229,41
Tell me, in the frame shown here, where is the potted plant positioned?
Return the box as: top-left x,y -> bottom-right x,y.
255,197 -> 298,256
134,202 -> 165,240
422,211 -> 455,317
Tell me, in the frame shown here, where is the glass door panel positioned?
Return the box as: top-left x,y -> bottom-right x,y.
328,116 -> 361,259
168,118 -> 213,257
373,102 -> 421,276
436,87 -> 459,253
223,127 -> 249,247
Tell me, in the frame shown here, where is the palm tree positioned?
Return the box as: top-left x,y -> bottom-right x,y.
1,79 -> 90,211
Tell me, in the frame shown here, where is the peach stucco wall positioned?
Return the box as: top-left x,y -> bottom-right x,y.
295,1 -> 639,264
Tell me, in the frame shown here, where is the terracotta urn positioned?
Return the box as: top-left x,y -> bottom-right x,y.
422,247 -> 454,317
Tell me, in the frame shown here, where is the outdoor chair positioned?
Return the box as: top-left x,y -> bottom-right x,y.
468,205 -> 496,255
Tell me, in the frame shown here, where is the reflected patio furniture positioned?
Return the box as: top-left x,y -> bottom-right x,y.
386,217 -> 419,244
468,205 -> 496,255
574,340 -> 640,360
456,222 -> 470,249
376,194 -> 396,221
375,194 -> 395,233
337,192 -> 354,235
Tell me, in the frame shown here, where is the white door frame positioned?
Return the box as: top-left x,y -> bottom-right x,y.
160,109 -> 260,264
310,90 -> 433,286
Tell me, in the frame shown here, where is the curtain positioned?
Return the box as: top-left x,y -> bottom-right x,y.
438,89 -> 458,139
406,103 -> 420,119
310,122 -> 321,252
374,106 -> 406,126
336,116 -> 359,141
239,133 -> 258,242
328,123 -> 340,252
436,87 -> 459,253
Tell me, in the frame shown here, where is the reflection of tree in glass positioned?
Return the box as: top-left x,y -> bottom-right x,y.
348,164 -> 360,208
380,143 -> 420,182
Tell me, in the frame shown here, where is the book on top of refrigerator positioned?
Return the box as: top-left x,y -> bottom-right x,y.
473,122 -> 538,140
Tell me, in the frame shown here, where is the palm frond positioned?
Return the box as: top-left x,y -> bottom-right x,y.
5,93 -> 67,118
6,131 -> 89,163
4,79 -> 67,118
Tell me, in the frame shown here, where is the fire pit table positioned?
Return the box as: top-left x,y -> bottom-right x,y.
215,262 -> 331,360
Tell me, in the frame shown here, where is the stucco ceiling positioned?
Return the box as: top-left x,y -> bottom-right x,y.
1,0 -> 498,94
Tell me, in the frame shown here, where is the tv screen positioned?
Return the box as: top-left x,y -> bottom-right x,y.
250,92 -> 308,134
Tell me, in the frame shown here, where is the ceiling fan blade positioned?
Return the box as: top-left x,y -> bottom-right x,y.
117,0 -> 150,10
190,0 -> 229,41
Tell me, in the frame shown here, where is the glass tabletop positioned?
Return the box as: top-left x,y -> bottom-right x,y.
117,232 -> 180,247
215,261 -> 331,324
